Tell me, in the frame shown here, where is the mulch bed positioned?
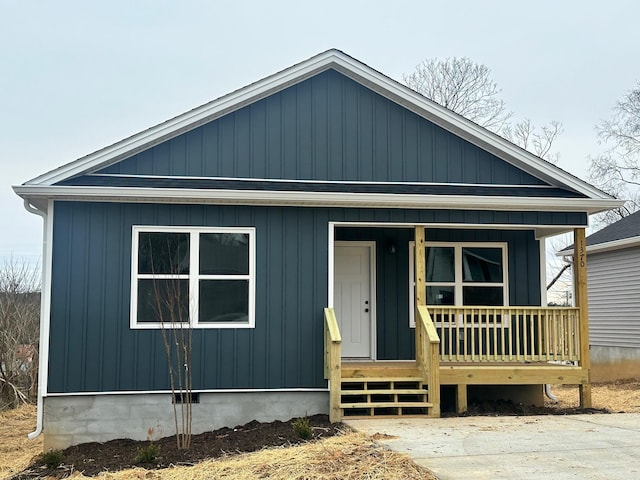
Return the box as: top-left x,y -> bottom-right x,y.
12,401 -> 611,478
13,414 -> 344,479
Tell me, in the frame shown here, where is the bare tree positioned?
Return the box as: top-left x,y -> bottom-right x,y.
0,257 -> 40,410
589,81 -> 640,224
502,119 -> 563,163
403,57 -> 512,131
141,234 -> 193,449
403,57 -> 563,162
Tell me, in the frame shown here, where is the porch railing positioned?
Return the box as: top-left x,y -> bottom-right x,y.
427,306 -> 581,364
323,307 -> 342,422
416,305 -> 440,416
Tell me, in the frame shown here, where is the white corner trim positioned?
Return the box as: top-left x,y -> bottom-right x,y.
327,223 -> 335,309
13,185 -> 625,214
19,49 -> 614,201
540,239 -> 548,306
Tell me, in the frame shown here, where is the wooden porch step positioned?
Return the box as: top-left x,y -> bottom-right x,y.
341,401 -> 433,409
342,367 -> 422,379
337,361 -> 436,418
341,376 -> 425,383
341,388 -> 427,395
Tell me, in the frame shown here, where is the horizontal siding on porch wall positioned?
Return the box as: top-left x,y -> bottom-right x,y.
90,70 -> 553,189
587,247 -> 640,348
48,201 -> 585,394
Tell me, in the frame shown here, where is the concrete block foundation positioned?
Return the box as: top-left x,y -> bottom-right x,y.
43,391 -> 328,450
591,346 -> 640,382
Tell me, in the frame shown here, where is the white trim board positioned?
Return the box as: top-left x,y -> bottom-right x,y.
44,387 -> 329,397
17,49 -> 615,204
13,185 -> 623,215
86,173 -> 565,189
408,241 -> 509,328
130,225 -> 256,329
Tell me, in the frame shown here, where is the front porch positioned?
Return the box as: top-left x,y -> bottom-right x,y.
324,228 -> 592,421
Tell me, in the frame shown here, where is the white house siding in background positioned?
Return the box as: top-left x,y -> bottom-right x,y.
587,245 -> 640,381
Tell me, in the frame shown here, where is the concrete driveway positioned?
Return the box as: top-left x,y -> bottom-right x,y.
347,413 -> 640,480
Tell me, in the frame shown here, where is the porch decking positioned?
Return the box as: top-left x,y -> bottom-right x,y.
325,305 -> 591,420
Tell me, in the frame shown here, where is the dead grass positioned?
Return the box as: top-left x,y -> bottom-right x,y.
0,404 -> 42,480
65,433 -> 435,480
548,381 -> 640,413
5,382 -> 639,479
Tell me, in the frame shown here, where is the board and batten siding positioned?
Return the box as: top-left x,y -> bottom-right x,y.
587,246 -> 640,348
48,201 -> 586,394
92,69 -> 552,188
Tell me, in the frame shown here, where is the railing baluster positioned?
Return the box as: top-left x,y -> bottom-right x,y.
431,306 -> 579,365
536,310 -> 543,362
529,309 -> 535,361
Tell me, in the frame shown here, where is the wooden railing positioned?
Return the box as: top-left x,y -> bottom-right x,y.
427,306 -> 581,364
416,305 -> 441,416
324,308 -> 342,422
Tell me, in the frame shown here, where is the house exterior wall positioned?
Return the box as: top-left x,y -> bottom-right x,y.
587,246 -> 640,381
48,200 -> 585,394
90,70 -> 554,188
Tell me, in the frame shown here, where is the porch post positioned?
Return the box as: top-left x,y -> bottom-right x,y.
574,227 -> 592,408
414,226 -> 426,364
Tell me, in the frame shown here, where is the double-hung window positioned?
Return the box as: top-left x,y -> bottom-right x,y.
131,226 -> 255,329
409,242 -> 508,327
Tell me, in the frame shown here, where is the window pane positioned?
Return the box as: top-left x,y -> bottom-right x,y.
462,247 -> 502,282
463,286 -> 504,305
138,232 -> 189,274
137,279 -> 189,323
199,280 -> 249,323
427,286 -> 455,305
200,233 -> 249,275
426,247 -> 455,282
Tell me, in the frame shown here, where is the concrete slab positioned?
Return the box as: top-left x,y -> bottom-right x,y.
346,413 -> 640,480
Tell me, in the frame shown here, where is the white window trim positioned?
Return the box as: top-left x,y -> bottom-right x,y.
130,225 -> 256,329
409,241 -> 509,327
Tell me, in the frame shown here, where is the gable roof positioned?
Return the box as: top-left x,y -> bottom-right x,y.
14,49 -> 623,216
558,210 -> 640,255
586,210 -> 640,246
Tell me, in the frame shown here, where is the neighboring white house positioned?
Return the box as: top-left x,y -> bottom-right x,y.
561,211 -> 640,382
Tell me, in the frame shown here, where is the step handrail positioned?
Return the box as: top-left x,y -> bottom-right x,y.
417,305 -> 441,417
324,307 -> 342,422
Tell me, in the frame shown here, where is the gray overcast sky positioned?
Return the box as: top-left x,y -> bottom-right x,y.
2,0 -> 639,264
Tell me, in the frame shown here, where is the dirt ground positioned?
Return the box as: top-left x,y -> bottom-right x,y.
0,406 -> 42,480
548,380 -> 640,413
2,381 -> 638,479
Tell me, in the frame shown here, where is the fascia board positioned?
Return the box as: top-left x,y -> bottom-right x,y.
13,184 -> 624,214
22,49 -> 613,202
557,235 -> 640,256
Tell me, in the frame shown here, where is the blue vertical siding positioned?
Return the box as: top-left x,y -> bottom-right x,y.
48,201 -> 581,393
92,69 -> 551,188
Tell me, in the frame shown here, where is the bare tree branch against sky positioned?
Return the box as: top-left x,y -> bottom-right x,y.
2,0 -> 640,261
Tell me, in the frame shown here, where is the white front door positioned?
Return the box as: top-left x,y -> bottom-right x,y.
334,242 -> 374,359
